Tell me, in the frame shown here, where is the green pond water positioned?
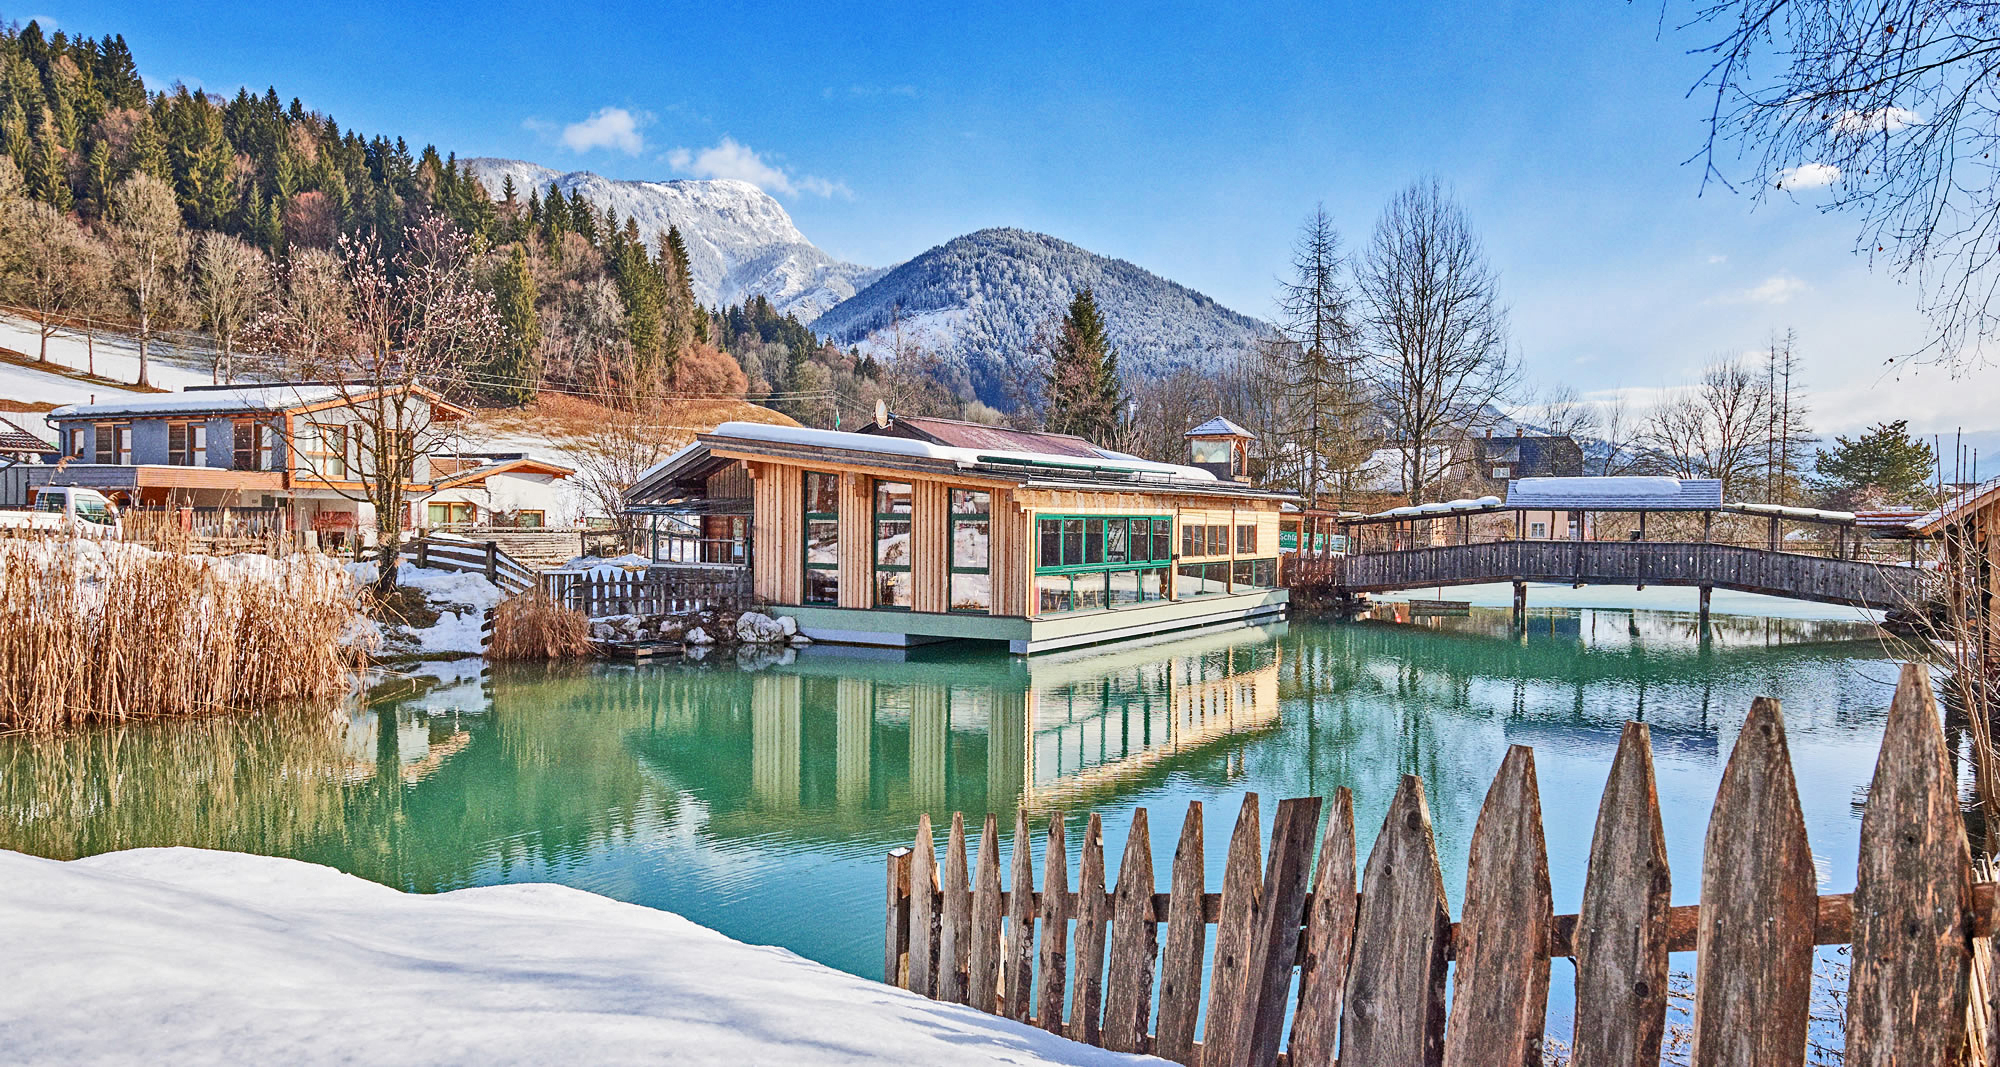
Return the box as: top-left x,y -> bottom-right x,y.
0,599 -> 1951,1043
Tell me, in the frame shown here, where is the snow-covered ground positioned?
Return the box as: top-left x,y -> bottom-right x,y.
0,848 -> 1147,1066
0,315 -> 224,409
348,560 -> 506,656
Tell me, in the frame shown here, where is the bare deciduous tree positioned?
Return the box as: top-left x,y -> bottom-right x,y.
1358,178 -> 1517,504
1644,357 -> 1771,498
191,232 -> 267,384
1688,0 -> 2000,368
107,173 -> 188,388
1524,383 -> 1600,442
9,201 -> 105,363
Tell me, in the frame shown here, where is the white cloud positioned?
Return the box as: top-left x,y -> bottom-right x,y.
1774,162 -> 1841,190
1739,274 -> 1811,305
665,136 -> 852,199
1832,106 -> 1921,135
1707,254 -> 1728,265
560,107 -> 648,155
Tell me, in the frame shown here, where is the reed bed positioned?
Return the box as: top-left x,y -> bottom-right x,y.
0,531 -> 363,732
487,591 -> 592,661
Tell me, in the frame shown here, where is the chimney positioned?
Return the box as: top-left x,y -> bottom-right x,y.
1486,427 -> 1494,439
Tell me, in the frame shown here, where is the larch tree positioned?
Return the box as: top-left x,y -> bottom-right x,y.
1042,287 -> 1125,445
107,172 -> 188,388
1358,178 -> 1515,505
1274,205 -> 1372,507
191,232 -> 267,384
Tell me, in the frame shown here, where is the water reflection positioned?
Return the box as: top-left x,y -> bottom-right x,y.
0,604 -> 1926,983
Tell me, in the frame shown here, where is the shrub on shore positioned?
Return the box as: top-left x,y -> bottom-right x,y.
0,534 -> 362,732
487,591 -> 591,661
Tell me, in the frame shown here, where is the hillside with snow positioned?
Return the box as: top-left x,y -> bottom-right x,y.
811,228 -> 1269,409
465,159 -> 882,321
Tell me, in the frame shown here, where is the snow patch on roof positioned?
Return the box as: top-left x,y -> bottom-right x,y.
48,384 -> 344,420
1515,476 -> 1682,499
707,420 -> 1218,482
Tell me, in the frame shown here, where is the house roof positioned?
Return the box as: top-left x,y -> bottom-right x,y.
0,414 -> 50,452
1473,435 -> 1582,479
1185,416 -> 1254,439
1505,476 -> 1724,511
46,382 -> 471,422
427,456 -> 575,493
1909,474 -> 2000,535
865,414 -> 1106,458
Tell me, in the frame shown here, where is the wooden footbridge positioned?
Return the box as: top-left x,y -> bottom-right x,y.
1290,540 -> 1928,616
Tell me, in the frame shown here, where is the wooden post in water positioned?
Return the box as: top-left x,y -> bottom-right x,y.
1698,585 -> 1712,630
1512,581 -> 1527,626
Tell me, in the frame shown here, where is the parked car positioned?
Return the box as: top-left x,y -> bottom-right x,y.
0,486 -> 122,537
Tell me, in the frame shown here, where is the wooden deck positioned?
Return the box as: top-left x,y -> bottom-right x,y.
1291,540 -> 1928,610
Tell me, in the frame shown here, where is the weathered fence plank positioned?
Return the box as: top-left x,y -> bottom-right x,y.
1004,810 -> 1035,1023
1691,696 -> 1817,1066
1202,794 -> 1264,1067
1289,787 -> 1355,1067
1240,796 -> 1324,1067
1341,775 -> 1451,1067
908,813 -> 939,998
885,847 -> 911,986
1443,745 -> 1553,1067
939,813 -> 972,1005
1571,723 -> 1672,1067
1035,817 -> 1071,1032
1101,808 -> 1158,1055
968,813 -> 1003,1014
1155,802 -> 1207,1065
1068,813 -> 1110,1047
1847,665 -> 1973,1066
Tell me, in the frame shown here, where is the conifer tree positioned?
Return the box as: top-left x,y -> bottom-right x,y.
1042,287 -> 1124,444
483,243 -> 541,405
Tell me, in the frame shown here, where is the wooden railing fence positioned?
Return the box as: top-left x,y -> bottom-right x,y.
404,536 -> 536,596
885,664 -> 1987,1065
1288,541 -> 1926,611
538,563 -> 750,618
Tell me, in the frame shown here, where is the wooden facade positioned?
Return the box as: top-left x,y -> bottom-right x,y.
726,450 -> 1285,620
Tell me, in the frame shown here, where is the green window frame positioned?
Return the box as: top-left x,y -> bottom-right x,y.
1033,513 -> 1173,614
873,479 -> 913,610
803,471 -> 840,605
948,488 -> 992,613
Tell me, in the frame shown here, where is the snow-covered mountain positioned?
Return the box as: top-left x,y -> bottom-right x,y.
812,228 -> 1268,408
464,159 -> 882,321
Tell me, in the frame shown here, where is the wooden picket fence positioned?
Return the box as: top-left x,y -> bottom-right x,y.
539,564 -> 750,617
884,664 -> 1992,1065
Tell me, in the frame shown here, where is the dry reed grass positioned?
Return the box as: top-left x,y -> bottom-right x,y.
0,530 -> 362,732
487,591 -> 592,661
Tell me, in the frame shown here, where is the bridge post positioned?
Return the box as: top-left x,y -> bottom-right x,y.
1699,585 -> 1712,630
1512,580 -> 1527,626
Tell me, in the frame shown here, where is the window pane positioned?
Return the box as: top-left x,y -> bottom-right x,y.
950,489 -> 990,515
806,569 -> 839,605
1039,519 -> 1061,567
1062,520 -> 1084,565
874,480 -> 912,515
876,519 -> 911,567
1106,520 -> 1127,563
1208,525 -> 1229,555
950,572 -> 992,612
1253,558 -> 1276,588
1073,571 -> 1108,611
1037,574 -> 1073,614
875,570 -> 912,608
1128,520 -> 1150,563
806,520 -> 840,566
805,472 -> 839,514
1109,569 -> 1143,606
1085,519 -> 1105,564
1191,439 -> 1233,464
1153,520 -> 1172,561
1233,560 -> 1253,587
953,519 -> 990,569
1238,524 -> 1256,553
1182,524 -> 1197,558
1208,562 -> 1230,591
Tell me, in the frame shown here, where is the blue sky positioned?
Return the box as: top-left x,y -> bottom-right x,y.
45,0 -> 2000,441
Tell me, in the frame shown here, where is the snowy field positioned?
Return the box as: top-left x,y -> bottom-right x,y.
0,848 -> 1149,1066
0,315 -> 223,407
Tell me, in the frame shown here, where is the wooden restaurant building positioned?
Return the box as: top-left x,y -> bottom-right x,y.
624,414 -> 1295,654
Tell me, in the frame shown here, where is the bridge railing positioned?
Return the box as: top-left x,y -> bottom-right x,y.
1290,540 -> 1928,610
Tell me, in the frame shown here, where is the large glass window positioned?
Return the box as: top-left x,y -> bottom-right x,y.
804,472 -> 839,605
1033,512 -> 1172,614
873,480 -> 912,609
1206,524 -> 1229,556
1237,523 -> 1257,554
168,421 -> 206,466
949,489 -> 992,613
